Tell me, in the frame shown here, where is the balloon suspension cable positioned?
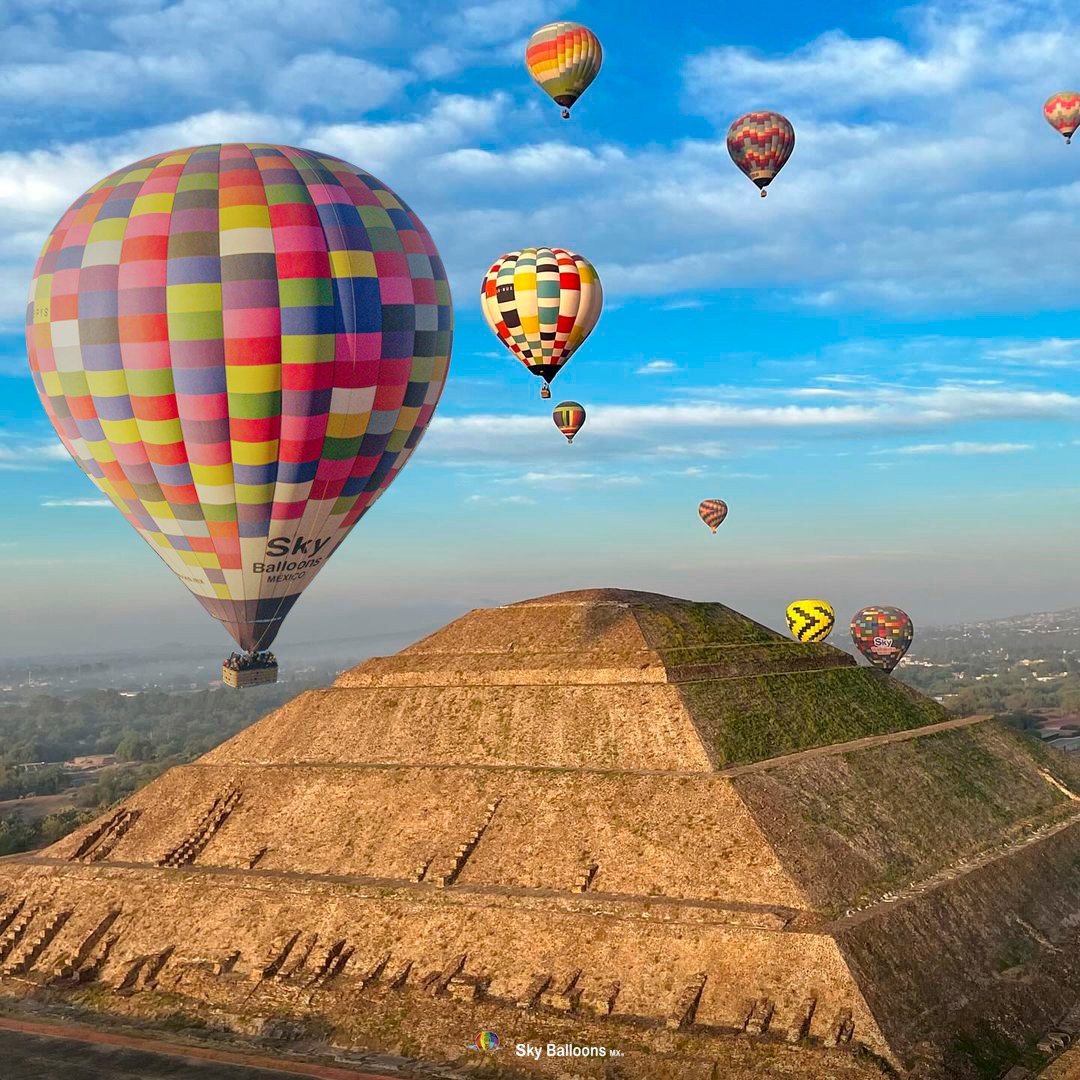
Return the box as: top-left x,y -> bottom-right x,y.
561,108 -> 571,120
1068,135 -> 1073,145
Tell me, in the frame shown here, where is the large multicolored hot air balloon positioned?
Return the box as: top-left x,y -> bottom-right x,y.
786,599 -> 835,644
1044,91 -> 1080,144
552,400 -> 585,443
698,499 -> 728,533
526,21 -> 603,119
26,143 -> 452,661
850,606 -> 914,674
480,248 -> 602,398
727,111 -> 795,197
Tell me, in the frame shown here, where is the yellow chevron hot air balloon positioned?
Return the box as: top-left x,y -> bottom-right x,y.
785,599 -> 836,643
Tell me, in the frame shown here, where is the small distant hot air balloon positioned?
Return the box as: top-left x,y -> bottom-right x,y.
526,21 -> 603,119
850,606 -> 914,674
1044,91 -> 1080,145
26,143 -> 453,683
553,400 -> 586,443
698,499 -> 728,533
727,111 -> 795,197
786,600 -> 836,644
480,248 -> 602,398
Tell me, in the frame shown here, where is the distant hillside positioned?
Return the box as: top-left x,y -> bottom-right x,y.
894,608 -> 1080,718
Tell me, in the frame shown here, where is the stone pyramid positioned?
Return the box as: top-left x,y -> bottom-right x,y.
2,589 -> 1080,1079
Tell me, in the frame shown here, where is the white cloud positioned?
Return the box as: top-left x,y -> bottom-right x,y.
986,338 -> 1080,368
636,360 -> 678,375
0,438 -> 71,470
266,52 -> 413,113
40,498 -> 111,508
660,298 -> 708,311
467,493 -> 537,505
514,471 -> 643,487
882,441 -> 1035,455
421,380 -> 1079,466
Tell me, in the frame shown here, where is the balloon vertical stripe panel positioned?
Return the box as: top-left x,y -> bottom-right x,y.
26,143 -> 453,653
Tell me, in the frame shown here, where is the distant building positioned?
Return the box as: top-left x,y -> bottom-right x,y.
64,755 -> 117,770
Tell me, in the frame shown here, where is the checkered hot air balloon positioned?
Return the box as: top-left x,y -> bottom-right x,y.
480,248 -> 602,398
525,21 -> 603,119
850,606 -> 914,674
785,599 -> 836,643
26,144 -> 453,657
1044,91 -> 1080,144
552,400 -> 585,443
727,111 -> 795,197
698,499 -> 728,533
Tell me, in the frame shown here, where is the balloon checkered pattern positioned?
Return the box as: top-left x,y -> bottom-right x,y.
26,143 -> 453,652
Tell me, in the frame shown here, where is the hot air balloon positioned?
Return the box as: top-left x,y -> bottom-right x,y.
26,143 -> 453,685
850,606 -> 914,674
786,599 -> 835,644
526,21 -> 603,119
727,111 -> 795,197
698,499 -> 728,533
1044,91 -> 1080,144
480,248 -> 602,399
553,400 -> 586,443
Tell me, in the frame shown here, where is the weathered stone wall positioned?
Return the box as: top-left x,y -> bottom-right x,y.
203,684 -> 713,771
836,817 -> 1080,1072
41,765 -> 808,908
737,722 -> 1080,912
0,861 -> 889,1063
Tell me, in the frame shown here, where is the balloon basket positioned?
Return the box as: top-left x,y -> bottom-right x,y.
222,656 -> 279,689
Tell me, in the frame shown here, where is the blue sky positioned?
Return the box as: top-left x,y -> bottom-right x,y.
1,0 -> 1079,655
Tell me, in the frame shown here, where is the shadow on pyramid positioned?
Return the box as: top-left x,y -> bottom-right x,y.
2,589 -> 1080,1079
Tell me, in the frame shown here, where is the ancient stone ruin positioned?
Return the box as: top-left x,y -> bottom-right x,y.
2,589 -> 1080,1078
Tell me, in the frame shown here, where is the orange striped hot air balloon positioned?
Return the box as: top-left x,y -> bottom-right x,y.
698,499 -> 728,533
1044,91 -> 1080,144
525,21 -> 603,119
552,400 -> 586,443
727,111 -> 795,197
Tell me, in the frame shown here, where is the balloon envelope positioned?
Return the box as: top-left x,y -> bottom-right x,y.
786,599 -> 835,643
850,606 -> 913,673
1044,91 -> 1080,143
480,248 -> 602,395
26,143 -> 453,652
698,499 -> 728,533
526,21 -> 603,116
727,111 -> 795,195
553,400 -> 586,443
